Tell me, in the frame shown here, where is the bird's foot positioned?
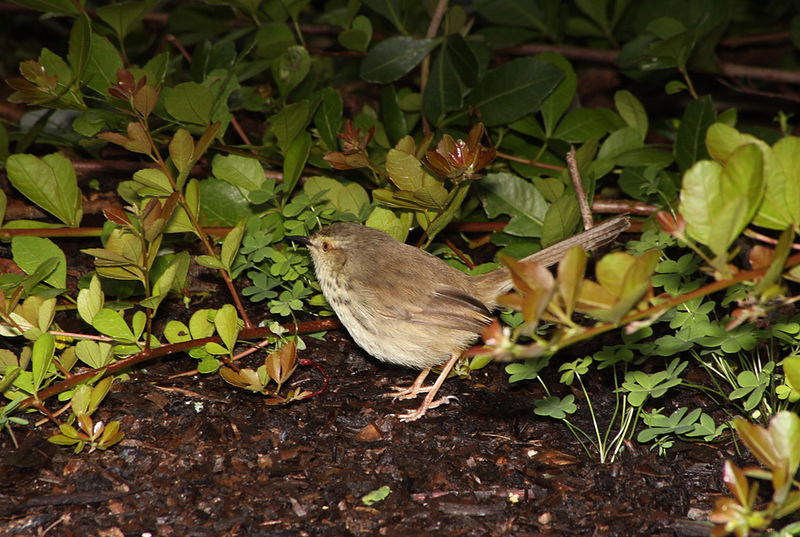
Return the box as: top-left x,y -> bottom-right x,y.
382,367 -> 432,400
395,395 -> 458,422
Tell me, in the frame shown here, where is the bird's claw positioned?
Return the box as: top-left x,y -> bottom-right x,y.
393,395 -> 458,422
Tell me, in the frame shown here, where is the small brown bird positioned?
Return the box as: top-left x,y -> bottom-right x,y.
290,216 -> 629,421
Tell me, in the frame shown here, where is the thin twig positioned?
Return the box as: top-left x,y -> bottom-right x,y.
566,147 -> 594,230
495,150 -> 566,171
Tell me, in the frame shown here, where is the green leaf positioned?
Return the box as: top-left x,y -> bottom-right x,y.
360,36 -> 438,84
365,206 -> 412,242
12,0 -> 81,15
83,35 -> 124,95
314,87 -> 342,151
170,129 -> 195,175
304,176 -> 369,217
214,304 -> 239,353
212,154 -> 265,192
675,95 -> 715,171
538,52 -> 577,137
75,340 -> 113,368
473,0 -> 560,38
338,15 -> 372,52
31,333 -> 55,394
552,108 -> 617,143
272,45 -> 310,97
254,22 -> 295,60
140,256 -> 179,313
465,57 -> 564,126
221,220 -> 247,272
478,172 -> 548,237
198,177 -> 252,226
363,0 -> 405,32
423,34 -> 477,125
12,236 -> 67,289
270,100 -> 311,154
6,153 -> 83,227
541,193 -> 580,247
614,90 -> 648,142
68,13 -> 92,82
77,275 -> 104,325
132,168 -> 172,195
693,143 -> 763,254
282,131 -> 311,197
762,136 -> 800,230
163,82 -> 213,125
381,85 -> 407,145
534,395 -> 577,419
97,1 -> 149,41
92,309 -> 136,342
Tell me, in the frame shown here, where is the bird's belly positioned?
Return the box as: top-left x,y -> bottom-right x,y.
326,291 -> 476,370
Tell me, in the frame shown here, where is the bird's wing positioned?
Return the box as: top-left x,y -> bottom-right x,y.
375,284 -> 492,333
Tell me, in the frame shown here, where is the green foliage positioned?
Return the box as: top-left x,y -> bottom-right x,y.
3,1 -> 800,475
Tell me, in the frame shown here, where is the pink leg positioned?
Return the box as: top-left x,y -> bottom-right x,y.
395,353 -> 460,422
383,367 -> 433,400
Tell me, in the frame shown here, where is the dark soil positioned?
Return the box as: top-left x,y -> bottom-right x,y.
1,321 -> 729,537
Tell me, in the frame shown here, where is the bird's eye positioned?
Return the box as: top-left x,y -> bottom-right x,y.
321,241 -> 332,252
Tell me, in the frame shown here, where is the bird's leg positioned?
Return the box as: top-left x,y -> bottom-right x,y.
395,353 -> 460,422
383,367 -> 433,400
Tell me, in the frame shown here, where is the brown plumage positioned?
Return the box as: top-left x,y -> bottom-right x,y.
292,216 -> 629,420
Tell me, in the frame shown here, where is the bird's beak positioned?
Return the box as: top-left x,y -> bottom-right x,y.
286,235 -> 312,246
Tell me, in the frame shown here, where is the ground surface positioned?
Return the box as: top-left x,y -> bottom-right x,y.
1,323 -> 731,537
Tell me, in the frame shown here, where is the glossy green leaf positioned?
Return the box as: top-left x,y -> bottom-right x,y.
466,58 -> 564,126
361,36 -> 438,84
6,153 -> 83,227
478,172 -> 548,237
198,178 -> 252,226
212,154 -> 265,192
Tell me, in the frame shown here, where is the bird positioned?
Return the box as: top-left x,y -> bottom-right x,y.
289,215 -> 629,421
